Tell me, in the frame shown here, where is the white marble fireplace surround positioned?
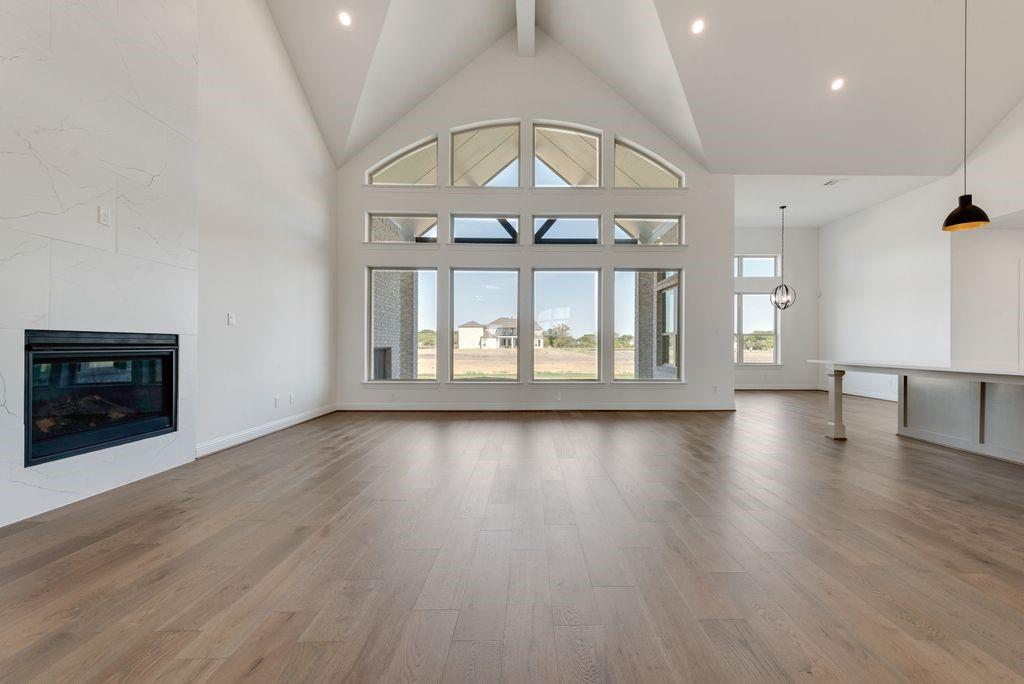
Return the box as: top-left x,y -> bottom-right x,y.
0,0 -> 199,526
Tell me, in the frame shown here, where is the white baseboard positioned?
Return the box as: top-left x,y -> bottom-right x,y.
195,405 -> 338,458
334,401 -> 736,411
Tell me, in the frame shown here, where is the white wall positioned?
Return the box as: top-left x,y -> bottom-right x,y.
951,225 -> 1024,368
336,31 -> 735,410
818,97 -> 1024,400
734,227 -> 819,389
0,1 -> 199,526
197,0 -> 337,454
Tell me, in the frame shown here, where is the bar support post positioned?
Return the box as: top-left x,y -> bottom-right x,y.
826,368 -> 847,440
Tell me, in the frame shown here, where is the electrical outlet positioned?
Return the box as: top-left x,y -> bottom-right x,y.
556,392 -> 562,401
274,395 -> 280,408
227,313 -> 236,326
97,205 -> 112,226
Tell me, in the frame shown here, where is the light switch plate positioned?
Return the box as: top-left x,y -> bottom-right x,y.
227,313 -> 236,326
97,206 -> 112,226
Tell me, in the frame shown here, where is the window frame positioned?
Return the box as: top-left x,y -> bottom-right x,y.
613,268 -> 682,382
532,267 -> 602,383
365,267 -> 439,383
450,121 -> 522,188
531,214 -> 602,246
449,267 -> 522,383
532,122 -> 603,189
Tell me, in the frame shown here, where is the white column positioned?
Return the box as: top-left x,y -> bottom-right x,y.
826,368 -> 847,440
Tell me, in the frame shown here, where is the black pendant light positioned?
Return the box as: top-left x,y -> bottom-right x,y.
770,205 -> 796,311
943,0 -> 989,232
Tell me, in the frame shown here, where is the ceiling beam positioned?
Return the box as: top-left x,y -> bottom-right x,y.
516,0 -> 535,57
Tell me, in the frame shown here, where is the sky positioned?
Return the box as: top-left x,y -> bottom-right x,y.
452,270 -> 518,329
481,158 -> 570,188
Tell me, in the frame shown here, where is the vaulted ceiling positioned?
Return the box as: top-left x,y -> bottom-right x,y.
266,0 -> 1024,222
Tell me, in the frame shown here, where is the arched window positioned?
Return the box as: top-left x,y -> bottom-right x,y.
533,124 -> 600,187
614,139 -> 682,189
368,138 -> 437,186
451,123 -> 519,187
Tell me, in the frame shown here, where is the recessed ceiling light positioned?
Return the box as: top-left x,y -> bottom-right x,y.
691,18 -> 705,34
831,77 -> 845,91
338,11 -> 352,27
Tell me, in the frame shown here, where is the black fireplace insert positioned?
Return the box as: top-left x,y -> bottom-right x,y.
24,330 -> 178,467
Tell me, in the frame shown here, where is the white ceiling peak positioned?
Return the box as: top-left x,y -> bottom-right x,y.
516,0 -> 536,57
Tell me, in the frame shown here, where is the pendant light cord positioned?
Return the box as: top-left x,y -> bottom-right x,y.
963,0 -> 968,195
779,205 -> 786,282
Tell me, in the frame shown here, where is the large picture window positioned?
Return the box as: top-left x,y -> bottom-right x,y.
533,270 -> 599,381
452,270 -> 520,381
368,268 -> 437,380
614,270 -> 681,380
734,293 -> 777,364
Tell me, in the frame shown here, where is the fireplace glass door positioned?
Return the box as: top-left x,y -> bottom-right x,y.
25,331 -> 178,466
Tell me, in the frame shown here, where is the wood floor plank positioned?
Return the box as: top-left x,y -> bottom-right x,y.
379,609 -> 459,682
1,396 -> 1024,681
442,640 -> 502,683
545,525 -> 602,627
453,530 -> 512,641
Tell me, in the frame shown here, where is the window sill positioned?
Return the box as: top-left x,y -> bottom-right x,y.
527,380 -> 603,385
361,381 -> 441,386
735,363 -> 784,368
446,380 -> 522,385
612,243 -> 688,249
612,380 -> 686,386
362,241 -> 440,248
362,184 -> 440,192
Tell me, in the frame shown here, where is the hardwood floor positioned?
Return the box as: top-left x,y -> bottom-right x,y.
3,391 -> 1024,682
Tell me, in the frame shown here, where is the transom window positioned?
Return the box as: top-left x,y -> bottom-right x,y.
533,124 -> 600,188
614,139 -> 682,189
614,216 -> 682,245
452,215 -> 519,244
368,214 -> 438,243
734,255 -> 777,277
368,139 -> 437,186
533,216 -> 600,245
451,123 -> 520,187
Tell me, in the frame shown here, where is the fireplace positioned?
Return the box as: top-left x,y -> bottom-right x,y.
24,330 -> 178,467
